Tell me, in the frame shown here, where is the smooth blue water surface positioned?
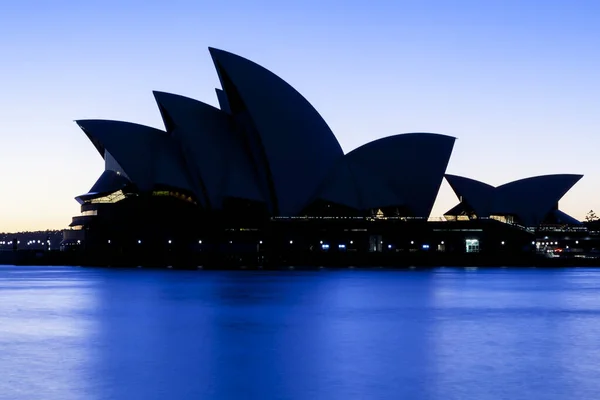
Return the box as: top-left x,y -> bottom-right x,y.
1,266 -> 600,400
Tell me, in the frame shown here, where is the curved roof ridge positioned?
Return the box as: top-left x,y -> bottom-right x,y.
496,174 -> 583,189
76,118 -> 168,158
444,174 -> 495,188
152,91 -> 221,112
76,119 -> 167,133
346,132 -> 456,156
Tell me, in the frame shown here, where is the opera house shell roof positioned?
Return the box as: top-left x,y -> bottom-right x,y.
75,47 -> 456,219
444,174 -> 583,226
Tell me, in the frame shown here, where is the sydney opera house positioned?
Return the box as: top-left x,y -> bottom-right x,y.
62,47 -> 585,265
444,174 -> 582,226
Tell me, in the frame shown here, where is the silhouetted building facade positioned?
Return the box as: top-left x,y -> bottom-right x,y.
62,47 -> 585,265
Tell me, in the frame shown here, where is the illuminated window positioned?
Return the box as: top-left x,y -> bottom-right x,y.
465,239 -> 480,253
152,190 -> 196,204
89,190 -> 126,204
490,215 -> 515,224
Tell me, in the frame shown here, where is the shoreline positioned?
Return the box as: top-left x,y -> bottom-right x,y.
1,250 -> 598,269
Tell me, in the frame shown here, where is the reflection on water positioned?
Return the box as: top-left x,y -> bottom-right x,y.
1,266 -> 600,399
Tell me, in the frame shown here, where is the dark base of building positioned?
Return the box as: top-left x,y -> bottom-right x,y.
2,249 -> 599,269
54,217 -> 600,269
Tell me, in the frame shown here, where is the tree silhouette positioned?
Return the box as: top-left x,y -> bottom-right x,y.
585,210 -> 598,222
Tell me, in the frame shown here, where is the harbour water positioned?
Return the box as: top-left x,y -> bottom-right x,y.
1,265 -> 600,399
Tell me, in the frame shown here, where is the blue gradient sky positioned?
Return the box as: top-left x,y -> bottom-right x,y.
2,0 -> 599,231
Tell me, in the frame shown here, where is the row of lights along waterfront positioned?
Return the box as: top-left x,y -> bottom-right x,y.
6,239 -> 560,245
0,240 -> 50,245
64,239 -> 497,248
10,239 -> 540,246
95,239 -> 445,245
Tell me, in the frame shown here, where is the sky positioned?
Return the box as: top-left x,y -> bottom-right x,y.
1,0 -> 599,231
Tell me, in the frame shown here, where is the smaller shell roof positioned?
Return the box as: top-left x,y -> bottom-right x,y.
318,132 -> 455,217
444,174 -> 583,226
76,119 -> 194,195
